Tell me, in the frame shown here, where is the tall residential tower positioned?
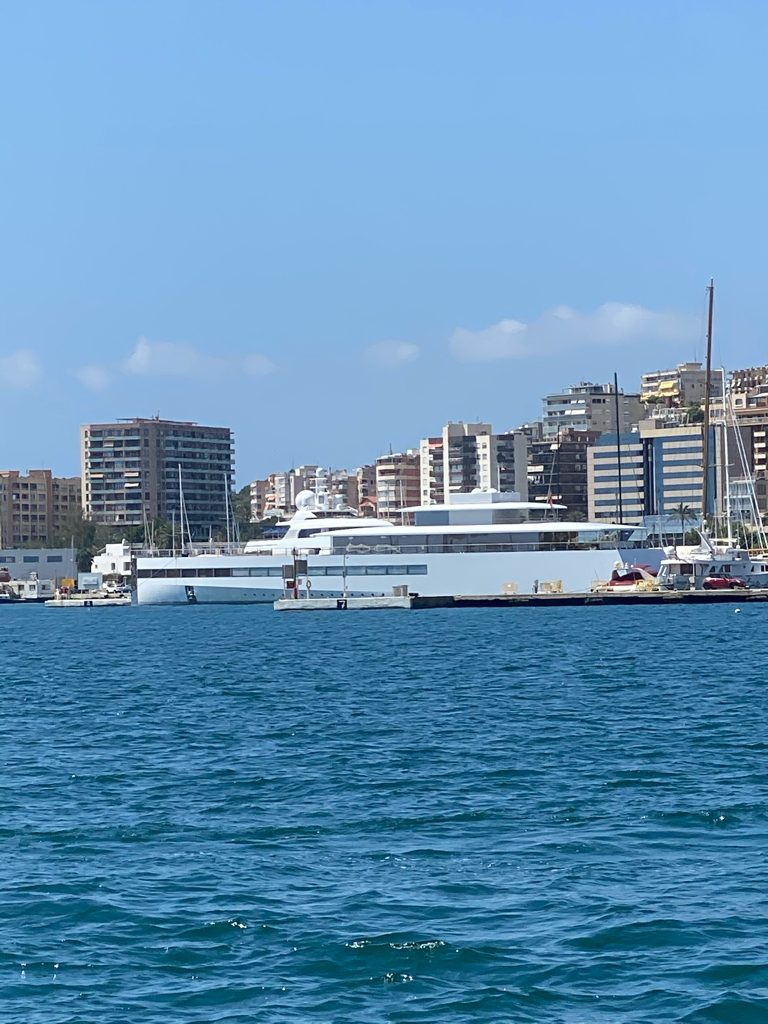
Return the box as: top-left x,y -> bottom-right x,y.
81,417 -> 234,537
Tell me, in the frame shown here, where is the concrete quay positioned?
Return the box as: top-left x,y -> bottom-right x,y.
275,589 -> 768,611
275,595 -> 412,611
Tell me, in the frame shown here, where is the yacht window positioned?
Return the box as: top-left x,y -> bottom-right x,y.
308,564 -> 428,576
414,510 -> 449,526
491,510 -> 527,524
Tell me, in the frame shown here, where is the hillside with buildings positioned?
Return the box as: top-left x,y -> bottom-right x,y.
3,359 -> 768,581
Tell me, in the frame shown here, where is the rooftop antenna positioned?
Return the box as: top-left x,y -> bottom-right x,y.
701,280 -> 714,523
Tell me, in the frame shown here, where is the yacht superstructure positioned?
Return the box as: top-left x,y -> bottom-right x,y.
134,483 -> 661,605
656,533 -> 768,590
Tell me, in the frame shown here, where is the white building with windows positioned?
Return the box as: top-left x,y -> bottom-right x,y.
0,547 -> 77,582
543,382 -> 642,439
419,422 -> 528,504
91,541 -> 133,579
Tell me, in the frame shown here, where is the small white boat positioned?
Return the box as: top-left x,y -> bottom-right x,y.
592,561 -> 659,593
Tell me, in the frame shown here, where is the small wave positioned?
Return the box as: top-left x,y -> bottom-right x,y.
346,936 -> 448,953
176,918 -> 248,940
569,918 -> 703,950
681,996 -> 768,1022
390,940 -> 447,951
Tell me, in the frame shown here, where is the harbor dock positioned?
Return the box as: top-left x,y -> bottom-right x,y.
275,589 -> 768,611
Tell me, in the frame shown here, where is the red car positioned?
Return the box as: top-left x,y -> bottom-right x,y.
702,575 -> 747,590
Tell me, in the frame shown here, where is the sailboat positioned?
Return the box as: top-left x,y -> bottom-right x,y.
657,281 -> 768,590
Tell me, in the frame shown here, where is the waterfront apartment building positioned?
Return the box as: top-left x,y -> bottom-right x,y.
542,382 -> 643,440
269,466 -> 319,515
729,366 -> 768,510
587,421 -> 725,529
81,417 -> 234,536
418,422 -> 529,504
640,362 -> 720,406
353,465 -> 377,510
0,470 -> 82,547
528,430 -> 600,519
376,450 -> 420,519
263,465 -> 362,516
249,478 -> 271,521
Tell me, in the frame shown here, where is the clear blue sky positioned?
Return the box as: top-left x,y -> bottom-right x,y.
2,0 -> 767,484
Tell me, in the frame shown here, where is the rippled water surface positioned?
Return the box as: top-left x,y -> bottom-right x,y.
3,603 -> 768,1022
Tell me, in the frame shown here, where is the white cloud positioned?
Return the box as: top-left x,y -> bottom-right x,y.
364,340 -> 420,369
242,353 -> 277,377
123,336 -> 206,377
122,336 -> 277,379
76,364 -> 113,391
450,319 -> 527,362
0,349 -> 43,388
450,303 -> 699,362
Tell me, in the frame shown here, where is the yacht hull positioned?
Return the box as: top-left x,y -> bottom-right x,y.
135,548 -> 663,605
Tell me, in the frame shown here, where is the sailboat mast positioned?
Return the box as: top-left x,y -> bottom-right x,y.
721,368 -> 732,544
701,279 -> 714,522
224,472 -> 231,547
613,371 -> 624,524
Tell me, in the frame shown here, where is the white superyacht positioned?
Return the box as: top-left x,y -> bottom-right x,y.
134,476 -> 660,605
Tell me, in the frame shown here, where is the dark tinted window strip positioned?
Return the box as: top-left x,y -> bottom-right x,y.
136,564 -> 429,579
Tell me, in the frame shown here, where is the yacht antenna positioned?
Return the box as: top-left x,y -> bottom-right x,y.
613,371 -> 624,524
701,279 -> 714,524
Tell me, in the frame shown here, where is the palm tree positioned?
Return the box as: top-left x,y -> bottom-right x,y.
672,503 -> 698,539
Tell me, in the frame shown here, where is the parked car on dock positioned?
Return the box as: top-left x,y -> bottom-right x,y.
104,580 -> 132,595
702,575 -> 747,590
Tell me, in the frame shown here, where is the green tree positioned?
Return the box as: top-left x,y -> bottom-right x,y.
686,401 -> 704,423
233,484 -> 252,524
672,503 -> 698,539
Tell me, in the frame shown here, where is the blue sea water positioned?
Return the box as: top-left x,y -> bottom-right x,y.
2,603 -> 768,1023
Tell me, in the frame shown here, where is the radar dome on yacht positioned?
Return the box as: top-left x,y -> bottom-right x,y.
295,490 -> 315,509
471,486 -> 498,493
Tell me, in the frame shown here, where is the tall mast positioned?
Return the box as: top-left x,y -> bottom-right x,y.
721,368 -> 732,544
178,464 -> 192,550
613,371 -> 624,524
224,472 -> 231,547
701,279 -> 714,523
